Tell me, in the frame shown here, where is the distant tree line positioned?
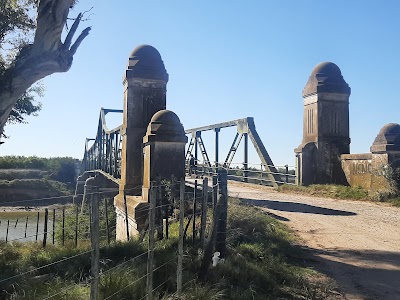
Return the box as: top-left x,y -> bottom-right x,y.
0,156 -> 79,184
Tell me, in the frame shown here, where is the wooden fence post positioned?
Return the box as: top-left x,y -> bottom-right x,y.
104,197 -> 110,244
192,180 -> 197,244
90,186 -> 100,300
212,175 -> 217,211
177,179 -> 185,295
147,182 -> 156,300
216,169 -> 228,258
75,205 -> 79,247
200,178 -> 208,248
198,173 -> 226,280
156,180 -> 163,240
62,207 -> 65,246
43,208 -> 48,248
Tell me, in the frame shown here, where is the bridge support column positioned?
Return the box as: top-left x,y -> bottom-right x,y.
115,45 -> 169,239
142,110 -> 187,202
295,62 -> 351,185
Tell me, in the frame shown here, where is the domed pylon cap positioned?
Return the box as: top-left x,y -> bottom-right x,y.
371,123 -> 400,153
144,110 -> 187,143
303,62 -> 350,97
126,45 -> 169,81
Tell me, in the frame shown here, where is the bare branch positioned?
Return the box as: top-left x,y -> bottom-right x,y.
63,12 -> 82,50
69,26 -> 91,55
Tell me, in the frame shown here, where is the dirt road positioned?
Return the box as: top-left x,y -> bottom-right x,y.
228,182 -> 400,300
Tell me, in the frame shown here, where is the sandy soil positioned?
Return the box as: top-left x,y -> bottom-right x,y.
228,182 -> 400,300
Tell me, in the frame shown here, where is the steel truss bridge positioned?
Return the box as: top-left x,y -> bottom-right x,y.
82,108 -> 296,187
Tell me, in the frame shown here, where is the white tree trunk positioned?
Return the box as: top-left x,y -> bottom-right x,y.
0,0 -> 90,138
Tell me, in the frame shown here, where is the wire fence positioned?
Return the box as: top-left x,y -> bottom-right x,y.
0,172 -> 229,299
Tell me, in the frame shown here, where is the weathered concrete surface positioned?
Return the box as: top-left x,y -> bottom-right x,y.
118,44 -> 168,196
228,181 -> 400,300
341,123 -> 400,190
114,45 -> 169,239
142,110 -> 187,202
296,62 -> 350,186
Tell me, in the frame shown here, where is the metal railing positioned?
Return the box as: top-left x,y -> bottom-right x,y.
186,160 -> 297,186
82,108 -> 123,178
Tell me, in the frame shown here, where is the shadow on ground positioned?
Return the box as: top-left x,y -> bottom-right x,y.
302,247 -> 400,300
239,199 -> 357,216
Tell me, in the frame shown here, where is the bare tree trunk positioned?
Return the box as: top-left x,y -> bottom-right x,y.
0,0 -> 91,137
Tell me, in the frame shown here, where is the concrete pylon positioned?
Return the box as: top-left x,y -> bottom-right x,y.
295,62 -> 351,185
118,44 -> 168,195
114,45 -> 169,239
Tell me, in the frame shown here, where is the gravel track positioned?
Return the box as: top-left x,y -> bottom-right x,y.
228,181 -> 400,300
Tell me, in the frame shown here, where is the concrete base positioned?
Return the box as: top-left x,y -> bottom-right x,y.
114,193 -> 149,240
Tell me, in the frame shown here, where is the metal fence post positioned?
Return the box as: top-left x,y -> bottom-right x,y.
200,178 -> 208,248
147,182 -> 156,300
90,186 -> 100,300
177,179 -> 185,295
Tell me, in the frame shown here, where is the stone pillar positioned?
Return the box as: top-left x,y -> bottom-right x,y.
114,45 -> 168,239
142,110 -> 187,202
119,44 -> 169,195
295,62 -> 351,185
370,123 -> 400,190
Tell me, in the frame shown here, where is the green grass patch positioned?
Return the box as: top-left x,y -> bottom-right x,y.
277,183 -> 400,207
0,200 -> 335,299
277,184 -> 369,200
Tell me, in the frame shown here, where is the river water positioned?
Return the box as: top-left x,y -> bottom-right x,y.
0,211 -> 55,243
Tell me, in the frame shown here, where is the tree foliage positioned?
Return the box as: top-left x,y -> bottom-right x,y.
0,0 -> 90,140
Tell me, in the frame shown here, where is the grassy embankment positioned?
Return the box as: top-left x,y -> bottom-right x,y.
0,156 -> 78,204
0,199 -> 337,300
277,184 -> 400,207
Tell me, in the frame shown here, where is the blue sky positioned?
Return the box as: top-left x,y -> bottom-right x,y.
1,1 -> 400,167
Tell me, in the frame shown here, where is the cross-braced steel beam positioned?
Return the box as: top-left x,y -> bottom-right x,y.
185,117 -> 280,187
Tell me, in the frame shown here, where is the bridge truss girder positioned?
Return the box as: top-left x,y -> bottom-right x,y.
185,117 -> 280,187
83,108 -> 123,180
